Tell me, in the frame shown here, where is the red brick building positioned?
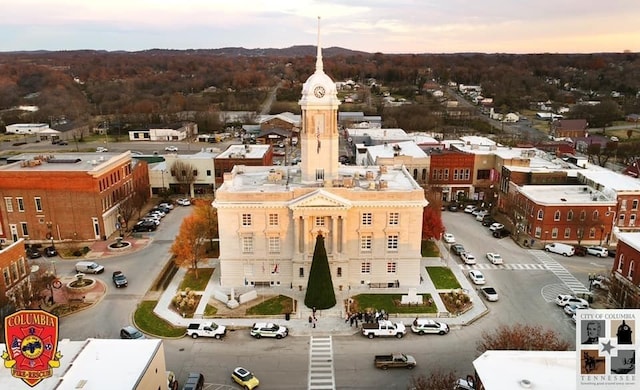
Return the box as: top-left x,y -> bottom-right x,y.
213,144 -> 274,187
429,150 -> 474,202
551,119 -> 588,138
0,239 -> 31,310
509,184 -> 616,245
0,152 -> 149,243
609,232 -> 640,308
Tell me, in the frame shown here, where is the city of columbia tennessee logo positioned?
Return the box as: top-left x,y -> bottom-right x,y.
3,310 -> 62,387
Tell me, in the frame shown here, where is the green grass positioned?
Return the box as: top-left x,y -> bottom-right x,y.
246,295 -> 294,315
179,268 -> 214,291
421,240 -> 440,257
427,266 -> 461,289
352,294 -> 437,314
134,301 -> 186,337
203,304 -> 218,317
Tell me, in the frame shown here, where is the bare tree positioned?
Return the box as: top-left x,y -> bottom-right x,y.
171,160 -> 197,196
408,370 -> 459,390
477,323 -> 570,353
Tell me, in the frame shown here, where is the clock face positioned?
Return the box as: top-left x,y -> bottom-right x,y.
313,85 -> 325,98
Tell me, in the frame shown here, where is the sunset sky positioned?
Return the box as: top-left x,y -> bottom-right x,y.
2,0 -> 639,54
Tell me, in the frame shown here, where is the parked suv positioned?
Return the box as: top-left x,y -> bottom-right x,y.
250,322 -> 288,339
586,246 -> 609,257
181,372 -> 204,390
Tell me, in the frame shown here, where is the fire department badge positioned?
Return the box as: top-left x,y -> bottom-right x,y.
2,310 -> 62,387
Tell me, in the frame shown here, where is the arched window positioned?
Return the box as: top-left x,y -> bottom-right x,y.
589,227 -> 596,238
564,228 -> 571,238
413,169 -> 418,180
537,210 -> 544,220
580,210 -> 586,221
618,254 -> 624,271
593,210 -> 599,221
629,261 -> 635,279
567,210 -> 574,221
554,210 -> 561,221
551,227 -> 558,238
421,169 -> 427,181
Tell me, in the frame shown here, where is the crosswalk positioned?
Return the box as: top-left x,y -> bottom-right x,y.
459,263 -> 548,271
530,250 -> 591,295
308,336 -> 335,390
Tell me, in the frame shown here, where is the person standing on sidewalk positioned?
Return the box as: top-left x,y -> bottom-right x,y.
312,316 -> 317,328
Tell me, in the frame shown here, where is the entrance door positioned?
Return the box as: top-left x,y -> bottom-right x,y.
9,224 -> 18,241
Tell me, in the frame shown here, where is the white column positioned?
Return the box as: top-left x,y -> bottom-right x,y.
331,215 -> 338,254
340,216 -> 346,254
293,216 -> 300,254
301,216 -> 307,255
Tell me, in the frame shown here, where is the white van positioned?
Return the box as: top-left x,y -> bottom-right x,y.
544,242 -> 575,257
75,261 -> 105,274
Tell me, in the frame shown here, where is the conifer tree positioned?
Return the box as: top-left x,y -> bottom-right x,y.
304,233 -> 336,310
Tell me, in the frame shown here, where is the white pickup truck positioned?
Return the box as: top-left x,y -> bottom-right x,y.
186,322 -> 227,339
361,320 -> 407,339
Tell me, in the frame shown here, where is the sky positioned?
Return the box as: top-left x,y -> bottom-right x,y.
2,0 -> 639,54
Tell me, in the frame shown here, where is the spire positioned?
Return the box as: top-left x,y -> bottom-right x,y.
315,16 -> 323,72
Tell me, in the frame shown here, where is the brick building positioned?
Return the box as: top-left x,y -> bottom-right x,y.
0,152 -> 149,243
509,184 -> 616,245
429,150 -> 474,202
0,239 -> 31,310
213,144 -> 273,187
551,119 -> 588,138
608,232 -> 640,308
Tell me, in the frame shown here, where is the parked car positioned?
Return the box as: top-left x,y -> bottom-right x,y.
158,202 -> 174,210
250,322 -> 288,339
489,222 -> 504,232
120,325 -> 145,339
165,145 -> 178,152
231,367 -> 259,389
133,220 -> 158,232
564,302 -> 588,316
451,244 -> 466,257
591,275 -> 610,290
479,286 -> 499,301
26,247 -> 42,259
112,271 -> 128,288
442,233 -> 456,244
608,248 -> 617,258
410,318 -> 449,335
447,203 -> 459,212
573,245 -> 588,257
374,353 -> 417,370
181,372 -> 204,390
461,252 -> 477,265
555,294 -> 589,308
464,205 -> 477,214
492,229 -> 511,238
481,216 -> 495,226
96,146 -> 108,152
177,198 -> 191,206
586,246 -> 609,257
44,246 -> 58,257
545,243 -> 575,257
486,252 -> 503,264
468,270 -> 486,285
58,140 -> 69,145
474,211 -> 489,221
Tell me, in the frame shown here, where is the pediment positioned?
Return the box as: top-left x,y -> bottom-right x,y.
289,189 -> 351,210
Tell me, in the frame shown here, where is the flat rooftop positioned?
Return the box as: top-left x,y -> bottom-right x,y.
367,141 -> 428,160
346,128 -> 409,140
579,170 -> 640,192
216,144 -> 271,159
518,184 -> 616,205
0,152 -> 134,172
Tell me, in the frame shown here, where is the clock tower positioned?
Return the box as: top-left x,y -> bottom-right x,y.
298,17 -> 341,184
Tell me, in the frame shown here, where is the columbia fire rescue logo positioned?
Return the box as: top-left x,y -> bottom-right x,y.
2,310 -> 62,387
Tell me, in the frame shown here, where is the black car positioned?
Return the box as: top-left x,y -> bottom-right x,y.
447,203 -> 459,212
132,220 -> 157,232
481,217 -> 495,226
492,229 -> 511,238
450,244 -> 466,256
44,246 -> 58,257
112,271 -> 128,288
26,248 -> 42,259
573,245 -> 588,257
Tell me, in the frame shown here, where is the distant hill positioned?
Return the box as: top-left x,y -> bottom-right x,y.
141,45 -> 368,57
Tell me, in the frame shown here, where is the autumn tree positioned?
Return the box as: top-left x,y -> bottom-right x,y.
170,214 -> 208,278
192,198 -> 219,252
171,160 -> 196,197
477,323 -> 570,353
408,370 -> 459,390
304,233 -> 336,310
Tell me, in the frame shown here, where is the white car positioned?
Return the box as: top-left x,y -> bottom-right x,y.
165,146 -> 178,152
463,205 -> 477,214
475,211 -> 488,221
586,246 -> 608,257
555,294 -> 589,308
461,252 -> 476,265
486,252 -> 503,264
250,322 -> 288,339
564,303 -> 588,316
410,319 -> 450,335
468,270 -> 486,285
489,222 -> 504,232
442,233 -> 455,244
480,286 -> 499,302
177,198 -> 191,206
96,146 -> 108,152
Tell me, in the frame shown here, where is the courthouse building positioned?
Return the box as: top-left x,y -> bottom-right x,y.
213,41 -> 427,289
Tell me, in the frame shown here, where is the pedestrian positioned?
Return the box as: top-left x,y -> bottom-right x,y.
312,316 -> 317,328
312,306 -> 317,317
349,315 -> 354,327
308,315 -> 313,327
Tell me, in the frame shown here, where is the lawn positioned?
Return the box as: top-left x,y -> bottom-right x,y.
134,301 -> 186,337
427,266 -> 461,289
351,294 -> 437,314
421,240 -> 440,257
246,295 -> 294,315
179,268 -> 214,291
